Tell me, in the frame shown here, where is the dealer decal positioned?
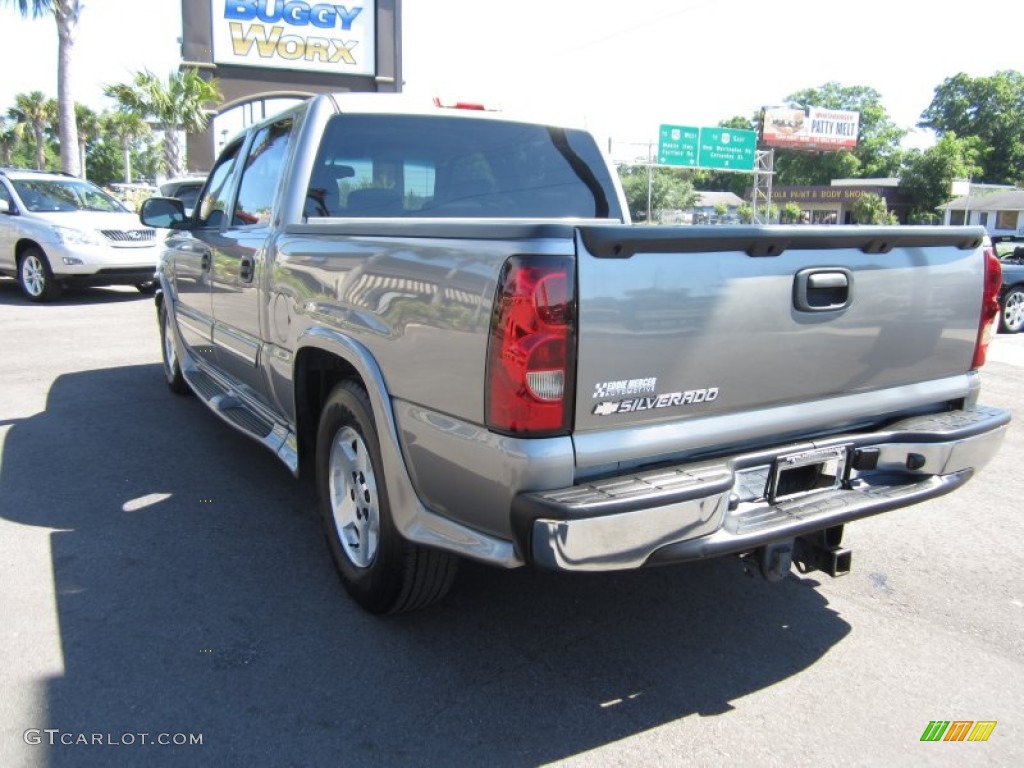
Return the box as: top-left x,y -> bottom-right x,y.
593,377 -> 658,399
592,388 -> 719,416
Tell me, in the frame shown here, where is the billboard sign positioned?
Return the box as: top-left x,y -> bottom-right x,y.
211,1 -> 376,76
761,106 -> 860,151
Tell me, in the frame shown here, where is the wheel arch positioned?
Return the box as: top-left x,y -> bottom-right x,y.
293,331 -> 390,483
15,238 -> 45,261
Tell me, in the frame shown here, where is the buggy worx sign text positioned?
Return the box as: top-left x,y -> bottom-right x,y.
212,1 -> 376,75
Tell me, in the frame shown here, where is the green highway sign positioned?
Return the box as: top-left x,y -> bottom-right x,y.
658,124 -> 700,167
657,124 -> 758,172
697,127 -> 757,171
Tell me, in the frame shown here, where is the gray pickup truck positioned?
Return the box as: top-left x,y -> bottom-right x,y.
141,94 -> 1009,614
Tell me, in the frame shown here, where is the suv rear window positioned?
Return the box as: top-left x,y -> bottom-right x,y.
304,114 -> 619,220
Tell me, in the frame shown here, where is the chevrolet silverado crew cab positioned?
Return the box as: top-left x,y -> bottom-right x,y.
0,168 -> 160,301
140,94 -> 1009,614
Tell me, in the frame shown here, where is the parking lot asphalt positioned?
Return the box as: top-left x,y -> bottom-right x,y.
1,279 -> 1022,767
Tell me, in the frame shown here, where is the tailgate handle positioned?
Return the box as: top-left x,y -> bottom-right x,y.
794,269 -> 852,312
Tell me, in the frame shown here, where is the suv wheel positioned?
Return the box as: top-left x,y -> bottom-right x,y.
18,247 -> 62,302
1000,288 -> 1024,334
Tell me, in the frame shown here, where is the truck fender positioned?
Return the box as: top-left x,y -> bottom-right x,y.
294,327 -> 521,567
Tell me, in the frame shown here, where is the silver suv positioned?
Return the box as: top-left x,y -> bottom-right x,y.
0,168 -> 160,301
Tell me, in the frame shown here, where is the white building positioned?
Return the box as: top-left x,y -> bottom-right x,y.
940,188 -> 1024,238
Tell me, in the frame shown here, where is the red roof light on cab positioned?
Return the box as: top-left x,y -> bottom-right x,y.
432,97 -> 496,111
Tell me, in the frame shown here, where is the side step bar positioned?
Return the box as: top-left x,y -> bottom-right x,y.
182,365 -> 299,476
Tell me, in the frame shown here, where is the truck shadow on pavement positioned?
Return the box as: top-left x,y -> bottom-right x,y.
0,364 -> 851,767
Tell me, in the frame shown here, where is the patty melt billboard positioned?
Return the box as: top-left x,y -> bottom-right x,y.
761,106 -> 859,151
212,1 -> 376,76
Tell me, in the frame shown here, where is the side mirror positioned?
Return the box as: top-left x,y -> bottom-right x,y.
0,199 -> 10,215
140,196 -> 188,229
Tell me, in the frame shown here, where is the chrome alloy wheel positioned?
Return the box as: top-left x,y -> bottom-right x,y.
328,426 -> 380,569
21,253 -> 46,297
1004,290 -> 1024,333
163,309 -> 178,376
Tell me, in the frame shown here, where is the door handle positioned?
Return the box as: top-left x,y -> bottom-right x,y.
239,255 -> 255,283
794,268 -> 853,312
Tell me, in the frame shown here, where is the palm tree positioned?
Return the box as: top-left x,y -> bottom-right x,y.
0,115 -> 22,166
2,1 -> 82,176
103,110 -> 150,183
74,103 -> 98,180
105,69 -> 221,179
8,91 -> 57,170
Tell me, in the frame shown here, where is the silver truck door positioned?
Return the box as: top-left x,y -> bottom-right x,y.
208,118 -> 294,403
170,140 -> 242,359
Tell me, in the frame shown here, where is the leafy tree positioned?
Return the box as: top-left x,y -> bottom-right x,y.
8,91 -> 56,169
771,82 -> 907,186
919,70 -> 1024,185
3,1 -> 82,175
899,132 -> 984,221
737,202 -> 753,224
852,192 -> 896,224
103,110 -> 151,183
105,68 -> 221,178
618,163 -> 699,222
781,202 -> 802,224
714,202 -> 728,222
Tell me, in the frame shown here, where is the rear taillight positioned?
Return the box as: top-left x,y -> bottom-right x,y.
972,244 -> 1002,370
486,256 -> 575,436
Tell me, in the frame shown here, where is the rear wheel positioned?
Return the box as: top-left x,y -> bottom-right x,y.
159,303 -> 190,395
1000,288 -> 1024,333
17,247 -> 61,302
316,381 -> 457,614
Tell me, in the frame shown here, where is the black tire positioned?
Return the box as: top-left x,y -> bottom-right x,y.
159,302 -> 190,395
17,247 -> 62,302
136,281 -> 158,295
316,381 -> 457,614
999,288 -> 1024,334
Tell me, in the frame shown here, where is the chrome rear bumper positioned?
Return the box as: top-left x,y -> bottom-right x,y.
515,406 -> 1009,571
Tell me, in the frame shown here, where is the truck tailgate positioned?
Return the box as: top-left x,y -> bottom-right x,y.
573,226 -> 987,437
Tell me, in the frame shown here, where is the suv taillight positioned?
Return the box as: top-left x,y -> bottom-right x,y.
486,256 -> 575,436
972,244 -> 1002,370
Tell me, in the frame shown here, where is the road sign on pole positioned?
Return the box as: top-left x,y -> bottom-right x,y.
657,124 -> 757,172
658,124 -> 700,167
698,128 -> 757,171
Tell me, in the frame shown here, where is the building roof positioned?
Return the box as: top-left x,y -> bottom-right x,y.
941,189 -> 1024,211
830,178 -> 900,187
695,191 -> 745,208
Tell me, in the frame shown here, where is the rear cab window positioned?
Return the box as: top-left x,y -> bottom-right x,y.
304,114 -> 621,220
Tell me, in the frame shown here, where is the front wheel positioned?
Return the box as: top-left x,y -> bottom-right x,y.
159,303 -> 190,395
1000,288 -> 1024,333
18,247 -> 62,302
316,381 -> 457,614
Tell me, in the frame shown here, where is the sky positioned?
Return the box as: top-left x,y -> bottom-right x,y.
1,0 -> 1022,161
